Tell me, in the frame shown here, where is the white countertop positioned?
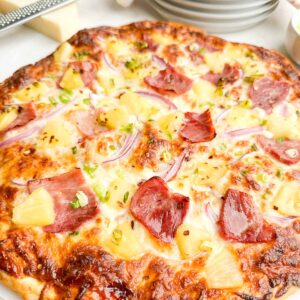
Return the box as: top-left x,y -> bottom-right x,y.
0,0 -> 299,299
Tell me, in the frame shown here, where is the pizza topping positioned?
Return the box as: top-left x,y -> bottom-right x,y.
248,77 -> 290,114
28,168 -> 99,233
144,59 -> 193,95
0,103 -> 36,134
70,61 -> 97,88
130,176 -> 189,243
219,189 -> 275,243
202,63 -> 241,86
70,109 -> 99,137
257,135 -> 300,165
136,90 -> 177,109
180,109 -> 216,143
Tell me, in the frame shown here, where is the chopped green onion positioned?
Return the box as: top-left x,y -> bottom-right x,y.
83,162 -> 98,178
70,198 -> 81,209
48,96 -> 58,106
135,41 -> 148,50
166,132 -> 173,140
148,138 -> 155,144
109,78 -> 115,88
199,47 -> 206,55
125,58 -> 141,72
244,74 -> 264,84
276,137 -> 285,143
219,143 -> 227,151
74,50 -> 89,61
257,173 -> 267,183
69,231 -> 80,236
251,143 -> 258,151
234,151 -> 243,156
162,150 -> 171,163
260,119 -> 267,126
123,191 -> 129,203
83,98 -> 90,105
59,90 -> 72,103
120,123 -> 134,134
112,229 -> 123,245
71,146 -> 77,154
241,170 -> 248,177
276,170 -> 282,179
109,145 -> 116,151
215,86 -> 223,97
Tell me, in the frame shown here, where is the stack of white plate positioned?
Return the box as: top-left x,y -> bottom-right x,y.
146,0 -> 279,33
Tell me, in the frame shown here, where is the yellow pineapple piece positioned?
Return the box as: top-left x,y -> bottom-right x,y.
192,79 -> 216,104
157,112 -> 184,135
205,246 -> 243,289
54,42 -> 74,63
60,68 -> 84,90
273,181 -> 300,216
204,51 -> 230,73
103,221 -> 145,260
97,74 -> 124,95
226,107 -> 261,129
267,112 -> 300,139
98,107 -> 130,129
176,224 -> 212,259
106,38 -> 132,57
0,107 -> 18,131
12,188 -> 55,226
38,118 -> 74,148
193,162 -> 227,188
107,178 -> 136,210
14,82 -> 48,102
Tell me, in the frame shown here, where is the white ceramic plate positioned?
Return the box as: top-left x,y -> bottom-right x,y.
166,0 -> 274,11
154,0 -> 278,20
147,0 -> 278,32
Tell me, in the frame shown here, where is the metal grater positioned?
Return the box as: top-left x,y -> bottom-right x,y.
0,0 -> 76,32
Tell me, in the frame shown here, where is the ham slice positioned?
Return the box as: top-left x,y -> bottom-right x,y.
202,63 -> 241,86
180,109 -> 216,143
1,103 -> 36,134
130,176 -> 189,243
257,135 -> 300,165
219,189 -> 275,243
70,61 -> 97,88
28,169 -> 99,233
248,77 -> 289,114
144,58 -> 193,95
70,109 -> 99,137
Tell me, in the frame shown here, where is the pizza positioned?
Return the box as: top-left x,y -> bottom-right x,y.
1,21 -> 300,300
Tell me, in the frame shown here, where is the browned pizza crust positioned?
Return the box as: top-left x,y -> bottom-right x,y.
1,21 -> 300,300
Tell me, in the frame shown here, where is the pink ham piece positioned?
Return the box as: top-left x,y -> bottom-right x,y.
248,77 -> 289,114
1,103 -> 36,134
69,61 -> 97,88
180,109 -> 216,143
219,189 -> 275,243
202,63 -> 241,86
144,58 -> 193,95
130,176 -> 189,243
257,135 -> 300,165
28,168 -> 99,233
70,109 -> 99,137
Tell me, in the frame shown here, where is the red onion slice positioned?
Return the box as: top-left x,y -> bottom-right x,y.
264,213 -> 296,227
215,109 -> 230,123
103,54 -> 118,73
224,126 -> 265,138
102,131 -> 141,164
152,55 -> 167,69
11,179 -> 27,186
136,90 -> 177,109
0,125 -> 42,149
161,149 -> 188,182
205,202 -> 218,223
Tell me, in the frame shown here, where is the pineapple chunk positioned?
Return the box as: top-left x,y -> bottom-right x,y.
98,107 -> 130,129
103,221 -> 144,260
14,82 -> 48,102
267,112 -> 300,139
97,74 -> 124,95
226,107 -> 261,129
192,79 -> 216,104
205,246 -> 243,289
12,188 -> 55,226
106,38 -> 132,58
60,68 -> 84,90
204,51 -> 230,73
38,118 -> 74,148
176,224 -> 212,259
54,42 -> 74,63
273,181 -> 300,216
120,91 -> 159,118
0,107 -> 18,131
152,33 -> 174,45
107,178 -> 136,210
157,112 -> 184,135
193,162 -> 227,188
